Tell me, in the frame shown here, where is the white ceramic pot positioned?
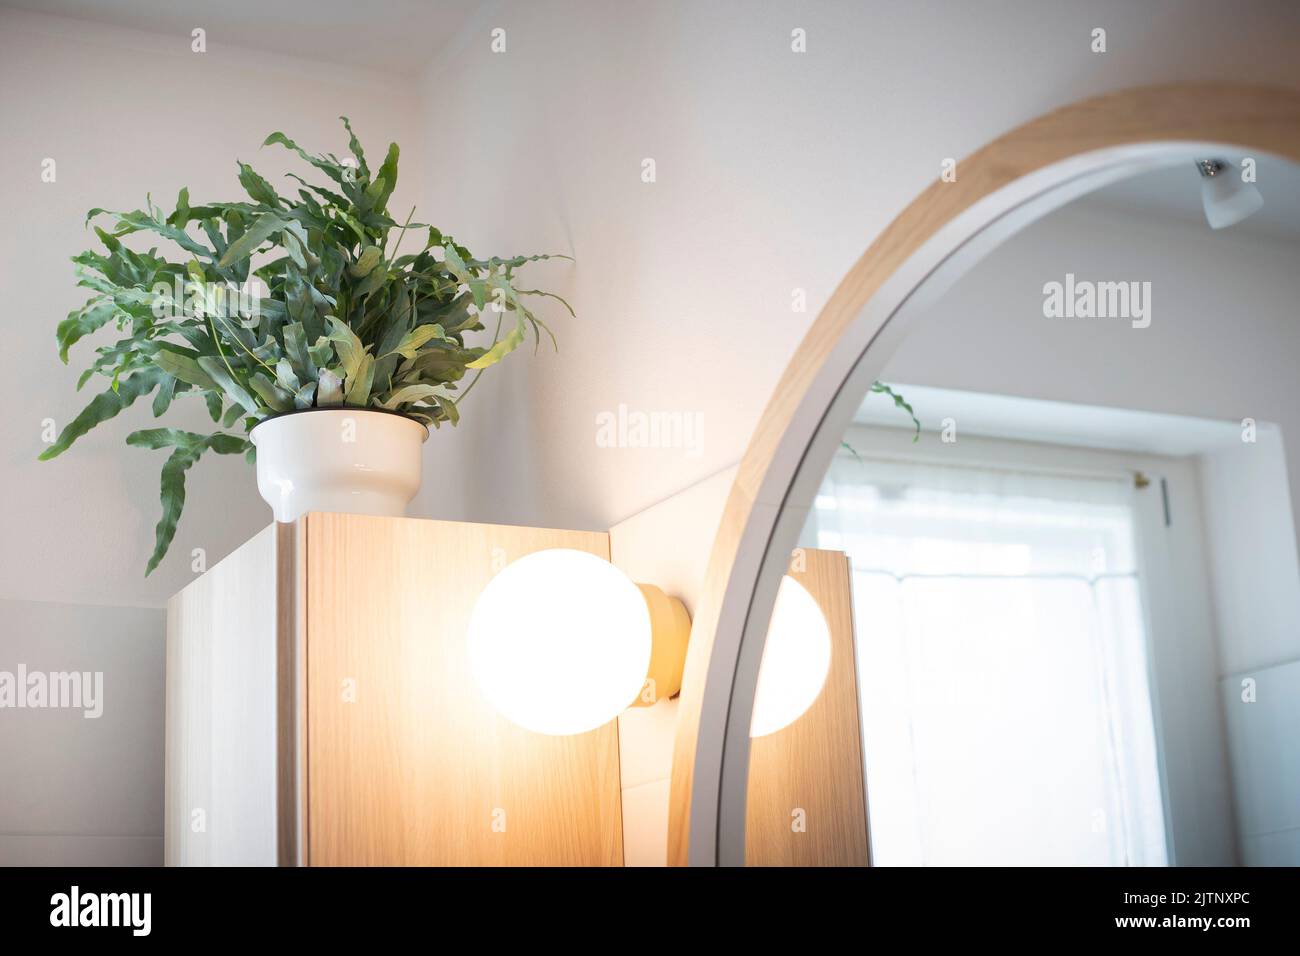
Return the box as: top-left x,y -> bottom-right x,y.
249,409 -> 429,523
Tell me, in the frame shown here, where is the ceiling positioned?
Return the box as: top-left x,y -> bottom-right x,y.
0,0 -> 491,74
1084,154 -> 1300,243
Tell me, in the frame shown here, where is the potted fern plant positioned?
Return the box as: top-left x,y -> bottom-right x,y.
42,118 -> 571,574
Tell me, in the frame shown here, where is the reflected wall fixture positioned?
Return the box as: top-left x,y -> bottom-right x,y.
1197,158 -> 1264,230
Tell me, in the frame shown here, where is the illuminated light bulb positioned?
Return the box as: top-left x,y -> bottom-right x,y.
749,575 -> 832,738
467,549 -> 655,736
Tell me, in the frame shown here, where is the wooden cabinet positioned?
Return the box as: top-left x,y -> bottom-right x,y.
165,513 -> 623,866
166,509 -> 867,867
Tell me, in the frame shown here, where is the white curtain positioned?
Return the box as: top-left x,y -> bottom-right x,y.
811,453 -> 1168,866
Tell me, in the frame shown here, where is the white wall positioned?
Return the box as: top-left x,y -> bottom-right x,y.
1200,428 -> 1300,676
0,8 -> 424,607
1201,427 -> 1300,865
0,600 -> 163,865
409,0 -> 1300,536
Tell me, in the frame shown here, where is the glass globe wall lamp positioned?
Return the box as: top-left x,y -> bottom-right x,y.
467,549 -> 832,739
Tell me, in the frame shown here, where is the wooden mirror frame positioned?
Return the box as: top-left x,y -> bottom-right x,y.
669,83 -> 1300,866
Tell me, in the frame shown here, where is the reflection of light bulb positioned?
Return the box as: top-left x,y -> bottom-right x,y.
467,549 -> 653,736
750,576 -> 832,738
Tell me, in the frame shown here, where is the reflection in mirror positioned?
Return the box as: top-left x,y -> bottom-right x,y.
746,156 -> 1300,866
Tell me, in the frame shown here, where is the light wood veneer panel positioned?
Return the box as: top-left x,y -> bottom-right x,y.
744,550 -> 868,866
304,513 -> 623,866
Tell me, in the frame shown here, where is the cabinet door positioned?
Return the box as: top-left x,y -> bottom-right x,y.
304,514 -> 624,866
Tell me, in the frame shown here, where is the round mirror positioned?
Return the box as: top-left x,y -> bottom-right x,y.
675,85 -> 1300,867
